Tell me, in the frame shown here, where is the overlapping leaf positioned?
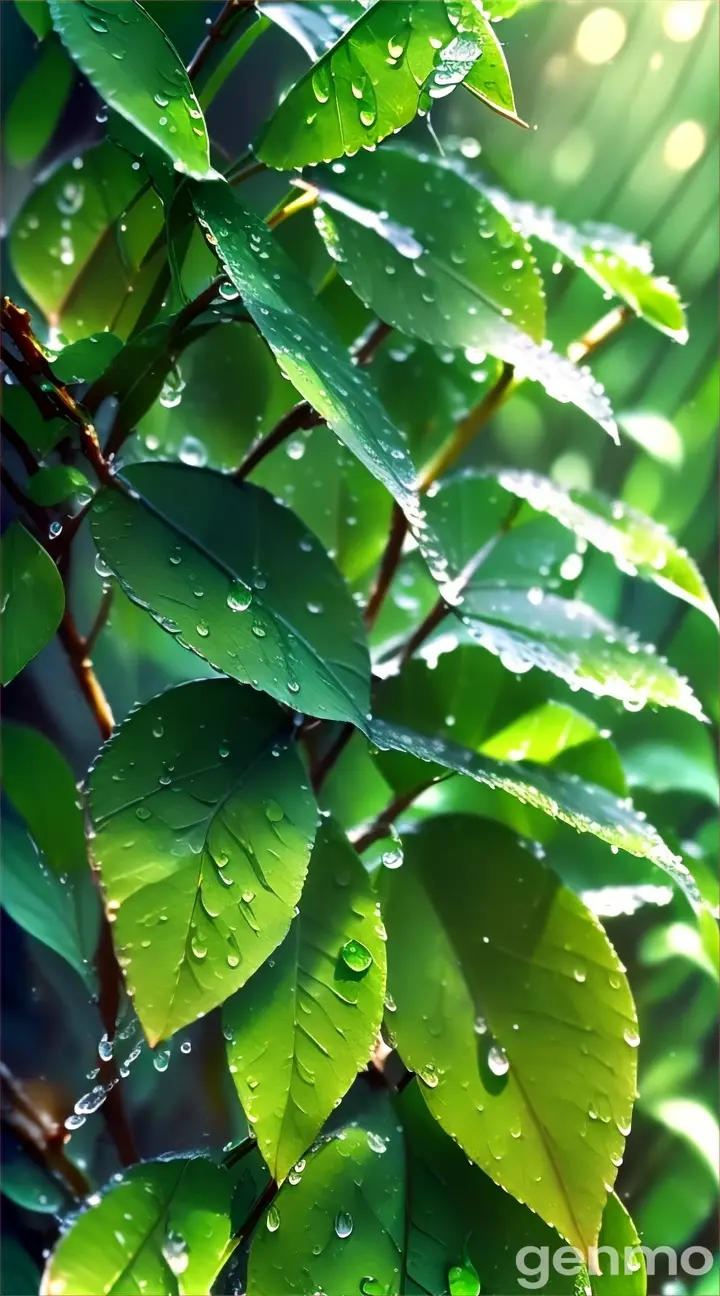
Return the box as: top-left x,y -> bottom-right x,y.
3,724 -> 86,876
41,1156 -> 235,1296
370,717 -> 697,901
383,815 -> 639,1256
248,1099 -> 405,1296
91,464 -> 371,726
313,148 -> 618,437
485,187 -> 687,341
5,36 -> 73,169
256,1 -> 520,170
87,679 -> 319,1043
2,822 -> 94,987
48,0 -> 213,178
224,820 -> 386,1182
1,522 -> 64,684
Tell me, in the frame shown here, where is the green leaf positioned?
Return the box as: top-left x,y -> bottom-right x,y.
87,679 -> 319,1044
5,36 -> 74,169
1,820 -> 93,985
15,0 -> 52,40
313,149 -> 618,438
50,332 -> 123,384
192,179 -> 424,523
370,717 -> 697,901
383,814 -> 638,1256
256,1 -> 521,171
1,522 -> 64,685
1,1236 -> 40,1296
247,1098 -> 405,1296
91,465 -> 371,727
1,1154 -> 65,1215
2,723 -> 86,876
258,1 -> 360,61
10,140 -> 163,340
591,1193 -> 646,1296
27,466 -> 92,506
485,188 -> 687,342
492,468 -> 719,626
1,385 -> 67,459
455,586 -> 705,719
48,0 -> 213,179
42,1155 -> 236,1296
224,819 -> 387,1182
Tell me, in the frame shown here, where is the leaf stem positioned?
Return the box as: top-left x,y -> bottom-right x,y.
567,304 -> 633,364
234,401 -> 323,481
186,0 -> 253,82
57,607 -> 115,741
364,503 -> 408,630
415,362 -> 516,493
351,774 -> 452,854
266,187 -> 319,231
0,1061 -> 90,1200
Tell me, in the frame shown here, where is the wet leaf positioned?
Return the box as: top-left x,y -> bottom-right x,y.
383,815 -> 638,1256
1,1155 -> 66,1216
27,466 -> 92,506
1,386 -> 67,460
48,0 -> 213,179
91,464 -> 370,727
224,820 -> 386,1182
41,1156 -> 235,1296
256,0 -> 521,171
87,679 -> 319,1044
50,332 -> 123,384
3,724 -> 86,877
313,149 -> 617,438
247,1097 -> 405,1296
10,140 -> 163,340
485,188 -> 687,342
1,522 -> 64,685
370,717 -> 697,902
5,36 -> 74,169
490,468 -> 719,626
2,821 -> 94,986
192,180 -> 424,526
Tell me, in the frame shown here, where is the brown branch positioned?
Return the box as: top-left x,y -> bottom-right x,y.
1,1062 -> 90,1200
85,585 -> 114,656
352,774 -> 451,854
353,319 -> 392,367
397,596 -> 452,669
311,723 -> 355,794
229,159 -> 267,187
57,608 -> 114,742
93,921 -> 138,1167
567,304 -> 633,364
415,362 -> 516,493
364,503 -> 408,630
187,0 -> 251,81
235,401 -> 323,480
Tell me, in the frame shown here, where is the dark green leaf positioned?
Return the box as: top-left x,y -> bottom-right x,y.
10,141 -> 163,341
48,0 -> 213,179
3,723 -> 86,876
5,36 -> 73,169
224,819 -> 387,1182
42,1156 -> 236,1296
492,468 -> 718,625
1,1154 -> 65,1215
591,1193 -> 646,1296
91,465 -> 371,726
1,522 -> 64,684
383,815 -> 638,1256
15,0 -> 52,40
313,148 -> 618,438
87,679 -> 319,1043
486,188 -> 687,342
27,466 -> 92,506
256,1 -> 521,171
1,1236 -> 40,1296
50,332 -> 123,384
247,1098 -> 405,1296
1,384 -> 67,459
2,820 -> 93,985
192,180 -> 424,525
370,717 -> 697,899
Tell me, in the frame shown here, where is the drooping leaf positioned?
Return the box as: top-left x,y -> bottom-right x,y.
87,679 -> 319,1043
455,586 -> 704,719
485,188 -> 687,342
48,0 -> 213,179
91,464 -> 371,727
247,1098 -> 405,1296
27,466 -> 92,506
0,385 -> 67,460
41,1156 -> 236,1296
383,814 -> 638,1256
5,36 -> 74,169
2,723 -> 86,877
224,819 -> 386,1182
591,1192 -> 647,1296
256,1 -> 521,171
191,180 -> 425,525
15,0 -> 52,40
491,468 -> 719,625
313,149 -> 618,438
50,332 -> 123,384
2,821 -> 94,986
370,717 -> 697,901
10,140 -> 163,339
1,522 -> 64,685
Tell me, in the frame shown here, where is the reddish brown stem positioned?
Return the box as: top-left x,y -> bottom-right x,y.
311,723 -> 355,794
364,503 -> 408,630
187,0 -> 251,80
57,608 -> 114,741
352,775 -> 451,854
235,402 -> 323,481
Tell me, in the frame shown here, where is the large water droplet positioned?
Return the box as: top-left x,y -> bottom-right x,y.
340,938 -> 373,973
334,1210 -> 353,1238
448,1259 -> 481,1296
266,1205 -> 280,1232
488,1045 -> 510,1076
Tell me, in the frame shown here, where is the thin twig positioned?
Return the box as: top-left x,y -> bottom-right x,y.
235,402 -> 323,481
364,504 -> 408,630
0,1062 -> 90,1200
229,159 -> 267,187
94,922 -> 138,1167
567,304 -> 633,364
311,723 -> 355,793
85,586 -> 114,656
351,774 -> 452,854
57,608 -> 115,741
187,0 -> 251,81
267,187 -> 319,231
353,320 -> 392,367
415,362 -> 516,492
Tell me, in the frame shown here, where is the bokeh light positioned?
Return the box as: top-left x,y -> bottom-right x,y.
662,120 -> 707,171
575,7 -> 628,65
